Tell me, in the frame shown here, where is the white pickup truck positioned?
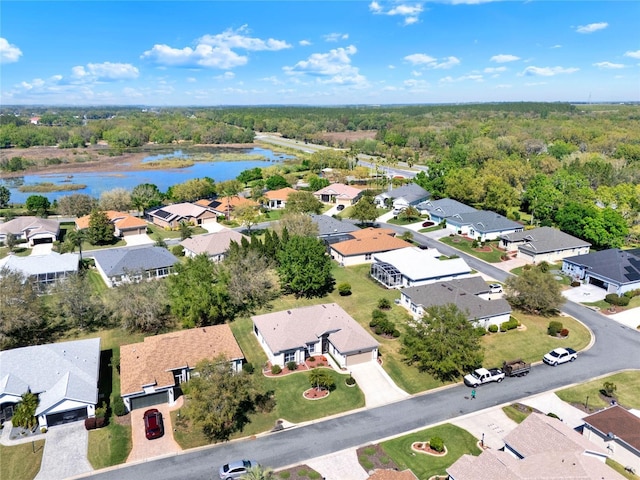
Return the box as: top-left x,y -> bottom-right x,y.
463,367 -> 506,387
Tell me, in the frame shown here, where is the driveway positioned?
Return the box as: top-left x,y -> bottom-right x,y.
124,234 -> 154,246
451,407 -> 518,450
306,448 -> 368,480
34,422 -> 93,480
349,362 -> 409,408
561,283 -> 607,303
31,243 -> 53,255
127,402 -> 182,463
609,307 -> 640,329
519,392 -> 588,429
202,222 -> 227,233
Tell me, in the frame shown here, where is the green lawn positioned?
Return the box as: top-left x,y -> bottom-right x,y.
481,311 -> 592,367
502,404 -> 534,424
0,440 -> 45,480
85,269 -> 107,295
556,371 -> 640,411
606,458 -> 638,479
87,423 -> 132,469
439,236 -> 505,263
380,424 -> 481,479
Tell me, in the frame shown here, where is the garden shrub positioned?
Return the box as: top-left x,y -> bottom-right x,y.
377,298 -> 391,310
271,365 -> 282,375
370,309 -> 387,325
392,329 -> 400,338
624,289 -> 640,298
242,362 -> 255,374
472,240 -> 479,248
547,412 -> 560,419
337,282 -> 352,296
537,261 -> 550,273
307,356 -> 315,362
605,293 -> 629,306
430,436 -> 445,453
171,245 -> 185,256
345,376 -> 357,386
500,318 -> 519,332
84,417 -> 97,430
286,361 -> 298,371
112,396 -> 127,417
278,472 -> 291,479
548,321 -> 563,336
602,381 -> 617,397
560,328 -> 569,337
488,324 -> 499,333
618,296 -> 630,306
571,281 -> 581,287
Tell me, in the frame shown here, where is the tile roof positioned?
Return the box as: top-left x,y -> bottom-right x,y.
87,246 -> 178,277
449,210 -> 523,233
0,338 -> 100,414
120,326 -> 244,396
314,183 -> 363,200
402,278 -> 511,321
75,210 -> 147,230
331,229 -> 412,256
0,252 -> 79,276
563,248 -> 640,285
252,303 -> 379,356
501,226 -> 591,253
204,196 -> 259,213
373,247 -> 471,282
0,216 -> 60,238
180,229 -> 248,256
310,214 -> 360,237
583,405 -> 640,452
264,187 -> 298,200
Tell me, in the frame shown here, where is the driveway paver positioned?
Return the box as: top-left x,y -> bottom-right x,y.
349,362 -> 409,408
306,448 -> 368,480
451,407 -> 518,450
126,401 -> 182,463
34,422 -> 93,480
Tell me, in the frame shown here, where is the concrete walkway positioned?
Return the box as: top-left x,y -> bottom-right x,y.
349,362 -> 409,408
34,422 -> 93,480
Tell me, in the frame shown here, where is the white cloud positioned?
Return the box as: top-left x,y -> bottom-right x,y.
186,77 -> 197,83
433,56 -> 460,69
261,76 -> 284,85
403,78 -> 429,89
439,74 -> 483,83
283,45 -> 367,86
593,61 -> 624,69
551,44 -> 562,49
490,54 -> 520,63
324,33 -> 349,42
388,64 -> 396,69
521,66 -> 579,76
0,37 -> 22,64
369,1 -> 424,26
215,71 -> 235,80
142,25 -> 290,69
411,70 -> 422,77
404,53 -> 459,69
576,22 -> 608,34
72,62 -> 139,81
484,66 -> 506,74
495,84 -> 512,89
299,40 -> 312,46
624,50 -> 640,59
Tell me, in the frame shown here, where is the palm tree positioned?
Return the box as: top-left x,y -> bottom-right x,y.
240,465 -> 274,480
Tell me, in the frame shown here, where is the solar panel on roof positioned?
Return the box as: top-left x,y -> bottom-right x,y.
154,209 -> 172,219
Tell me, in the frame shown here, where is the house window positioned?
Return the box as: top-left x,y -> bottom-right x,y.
307,344 -> 315,353
284,351 -> 296,363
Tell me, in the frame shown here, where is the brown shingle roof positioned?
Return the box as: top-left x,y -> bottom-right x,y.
331,229 -> 412,256
120,326 -> 244,396
583,405 -> 640,452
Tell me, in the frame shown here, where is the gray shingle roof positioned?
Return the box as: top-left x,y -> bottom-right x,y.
88,246 -> 178,277
501,226 -> 591,254
416,198 -> 477,217
0,216 -> 60,238
449,210 -> 522,233
377,183 -> 430,204
310,214 -> 360,237
0,338 -> 101,415
402,277 -> 511,320
564,248 -> 640,285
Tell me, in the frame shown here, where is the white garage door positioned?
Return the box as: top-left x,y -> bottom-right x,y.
346,351 -> 373,366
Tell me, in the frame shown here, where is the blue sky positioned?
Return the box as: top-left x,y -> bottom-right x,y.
1,1 -> 639,106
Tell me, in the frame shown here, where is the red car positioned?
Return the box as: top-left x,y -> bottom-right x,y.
143,409 -> 164,440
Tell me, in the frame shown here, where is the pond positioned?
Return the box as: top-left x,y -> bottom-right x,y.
0,147 -> 294,204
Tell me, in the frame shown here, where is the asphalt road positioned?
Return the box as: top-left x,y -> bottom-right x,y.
84,223 -> 640,480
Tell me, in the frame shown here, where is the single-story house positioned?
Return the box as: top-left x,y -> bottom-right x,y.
147,202 -> 217,229
415,198 -> 477,224
180,229 -> 248,262
314,183 -> 363,207
400,277 -> 512,329
119,326 -> 244,412
582,405 -> 640,474
374,183 -> 430,210
500,226 -> 591,264
370,247 -> 471,289
561,248 -> 640,296
263,187 -> 298,210
196,196 -> 259,219
0,252 -> 79,291
87,245 -> 178,287
0,216 -> 60,246
446,210 -> 524,241
329,228 -> 413,266
310,214 -> 360,246
75,210 -> 148,238
0,338 -> 101,428
447,413 -> 622,480
252,303 -> 379,369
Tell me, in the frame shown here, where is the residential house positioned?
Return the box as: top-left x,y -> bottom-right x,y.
445,210 -> 524,241
263,187 -> 298,210
119,326 -> 244,411
147,202 -> 217,229
370,247 -> 471,289
500,226 -> 591,264
310,214 -> 360,246
196,196 -> 259,219
0,252 -> 79,291
447,413 -> 623,480
314,183 -> 363,207
329,227 -> 413,266
75,210 -> 148,238
0,338 -> 100,428
582,405 -> 640,473
400,277 -> 512,329
87,245 -> 178,287
374,183 -> 430,210
252,303 -> 379,369
416,198 -> 477,225
180,229 -> 248,262
0,216 -> 60,246
562,248 -> 640,296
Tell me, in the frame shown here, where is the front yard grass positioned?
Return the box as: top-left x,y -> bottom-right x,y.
87,423 -> 131,469
379,423 -> 481,479
0,440 -> 45,480
439,235 -> 505,263
502,403 -> 534,424
606,458 -> 638,479
481,311 -> 591,367
556,371 -> 640,411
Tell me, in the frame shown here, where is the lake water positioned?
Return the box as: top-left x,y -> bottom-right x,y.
0,147 -> 293,204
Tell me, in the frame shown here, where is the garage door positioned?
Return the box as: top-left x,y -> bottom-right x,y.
346,351 -> 373,366
46,407 -> 88,426
129,391 -> 169,411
